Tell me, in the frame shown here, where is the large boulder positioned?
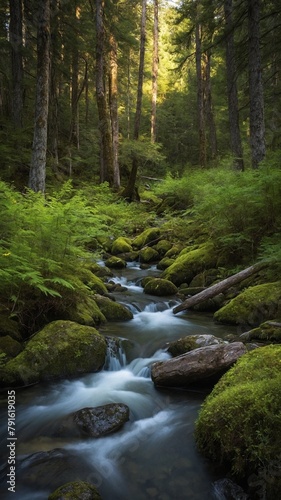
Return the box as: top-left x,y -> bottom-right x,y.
111,236 -> 133,255
167,334 -> 226,356
240,320 -> 281,343
162,243 -> 217,286
56,403 -> 130,438
104,256 -> 127,269
139,247 -> 159,263
214,281 -> 281,327
195,345 -> 281,496
65,296 -> 106,327
1,321 -> 107,387
144,278 -> 178,296
49,481 -> 102,500
132,228 -> 161,249
151,342 -> 247,388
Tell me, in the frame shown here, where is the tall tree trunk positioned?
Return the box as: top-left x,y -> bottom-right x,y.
109,32 -> 120,189
204,50 -> 217,160
28,0 -> 51,193
224,0 -> 244,171
248,0 -> 265,169
151,0 -> 159,143
9,0 -> 24,128
96,0 -> 114,185
69,3 -> 79,149
122,0 -> 147,201
195,19 -> 206,167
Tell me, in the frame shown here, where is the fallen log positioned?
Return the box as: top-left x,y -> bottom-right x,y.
173,262 -> 267,314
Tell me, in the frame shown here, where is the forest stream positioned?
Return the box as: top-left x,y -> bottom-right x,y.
0,261 -> 237,500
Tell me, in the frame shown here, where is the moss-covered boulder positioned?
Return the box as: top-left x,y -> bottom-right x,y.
0,335 -> 22,358
240,320 -> 281,343
111,236 -> 133,255
144,278 -> 178,296
104,256 -> 127,269
1,320 -> 107,387
48,481 -> 102,500
157,257 -> 175,270
64,296 -> 106,327
139,247 -> 159,263
132,228 -> 161,249
195,345 -> 281,495
165,243 -> 186,258
152,239 -> 173,257
88,263 -> 113,279
168,334 -> 225,356
162,243 -> 217,286
0,314 -> 22,341
214,281 -> 281,327
94,295 -> 133,321
80,269 -> 108,294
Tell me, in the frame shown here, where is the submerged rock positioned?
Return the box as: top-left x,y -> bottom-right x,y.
48,481 -> 102,500
57,403 -> 130,438
151,342 -> 247,388
1,320 -> 107,387
144,278 -> 178,296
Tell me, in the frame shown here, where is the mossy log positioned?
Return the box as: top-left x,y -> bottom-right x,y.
173,262 -> 267,314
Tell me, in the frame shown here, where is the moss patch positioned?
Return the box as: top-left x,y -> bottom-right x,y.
139,247 -> 159,263
111,236 -> 133,255
105,256 -> 127,269
195,345 -> 281,489
214,281 -> 281,327
132,228 -> 161,249
2,320 -> 107,386
144,278 -> 178,296
48,481 -> 102,500
94,295 -> 133,321
162,243 -> 217,286
241,320 -> 281,343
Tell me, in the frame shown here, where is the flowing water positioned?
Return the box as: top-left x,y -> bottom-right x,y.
0,262 -> 236,500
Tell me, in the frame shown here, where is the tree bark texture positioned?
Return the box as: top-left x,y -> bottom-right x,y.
204,51 -> 217,160
248,0 -> 266,169
28,0 -> 51,193
151,0 -> 159,143
173,262 -> 267,314
224,0 -> 244,171
96,0 -> 114,185
109,32 -> 120,189
9,0 -> 24,128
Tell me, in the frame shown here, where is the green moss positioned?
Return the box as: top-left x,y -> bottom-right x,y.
132,228 -> 161,249
214,281 -> 281,326
67,296 -> 106,326
2,320 -> 107,386
157,257 -> 175,270
162,243 -> 217,286
111,236 -> 133,255
165,243 -> 186,258
242,321 -> 281,342
195,345 -> 281,484
139,247 -> 159,263
144,278 -> 178,296
153,239 -> 173,256
48,481 -> 102,500
80,268 -> 108,294
94,295 -> 133,321
105,256 -> 127,269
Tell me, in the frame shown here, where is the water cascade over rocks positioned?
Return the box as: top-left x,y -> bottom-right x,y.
0,262 -> 239,500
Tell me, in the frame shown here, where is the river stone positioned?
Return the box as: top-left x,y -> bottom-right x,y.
57,403 -> 130,438
111,236 -> 133,255
48,481 -> 102,500
132,228 -> 161,249
240,320 -> 281,343
139,247 -> 159,263
104,256 -> 127,269
151,342 -> 247,388
167,334 -> 226,356
144,277 -> 178,296
1,320 -> 107,387
94,294 -> 133,321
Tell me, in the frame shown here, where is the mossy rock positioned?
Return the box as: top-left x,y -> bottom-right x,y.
214,281 -> 281,327
157,257 -> 175,270
165,243 -> 186,258
104,256 -> 127,269
139,247 -> 159,263
195,345 -> 281,494
111,236 -> 133,255
168,334 -> 225,356
88,263 -> 113,279
1,320 -> 107,387
144,278 -> 178,296
152,239 -> 173,257
0,336 -> 22,358
48,481 -> 102,500
66,296 -> 106,327
140,276 -> 154,288
240,320 -> 281,343
132,228 -> 161,249
162,243 -> 217,286
0,314 -> 22,341
94,295 -> 133,321
80,268 -> 108,294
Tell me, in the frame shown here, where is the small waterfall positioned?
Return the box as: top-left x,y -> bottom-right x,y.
105,337 -> 127,371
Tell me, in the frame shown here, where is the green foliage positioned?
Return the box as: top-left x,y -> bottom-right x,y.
195,345 -> 281,488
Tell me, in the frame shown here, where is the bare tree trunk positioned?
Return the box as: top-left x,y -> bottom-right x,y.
151,0 -> 159,143
195,20 -> 206,167
173,262 -> 267,314
122,0 -> 147,201
224,0 -> 244,171
109,32 -> 120,189
28,0 -> 50,193
248,0 -> 265,169
9,0 -> 24,128
204,50 -> 217,160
